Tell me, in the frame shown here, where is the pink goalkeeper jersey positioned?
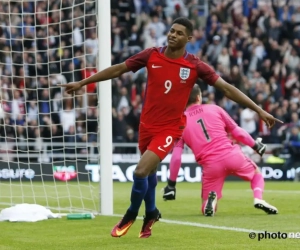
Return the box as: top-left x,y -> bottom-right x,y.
176,104 -> 239,164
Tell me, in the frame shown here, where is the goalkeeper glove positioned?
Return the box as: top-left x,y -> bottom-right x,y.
162,179 -> 176,201
252,137 -> 267,157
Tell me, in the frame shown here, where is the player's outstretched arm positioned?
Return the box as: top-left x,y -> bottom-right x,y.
230,126 -> 256,148
214,77 -> 283,128
219,106 -> 265,156
219,105 -> 255,147
60,62 -> 129,94
230,127 -> 266,156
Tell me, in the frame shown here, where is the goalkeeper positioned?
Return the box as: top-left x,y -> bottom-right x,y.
162,85 -> 278,216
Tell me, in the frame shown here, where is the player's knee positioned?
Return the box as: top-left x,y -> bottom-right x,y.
134,167 -> 149,178
149,166 -> 158,175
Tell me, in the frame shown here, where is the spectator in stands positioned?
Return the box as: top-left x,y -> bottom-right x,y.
240,107 -> 258,138
283,126 -> 300,169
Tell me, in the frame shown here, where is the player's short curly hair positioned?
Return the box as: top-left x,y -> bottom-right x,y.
172,17 -> 193,35
187,84 -> 201,106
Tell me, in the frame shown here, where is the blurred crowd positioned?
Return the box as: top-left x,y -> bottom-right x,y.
0,0 -> 299,163
0,0 -> 99,161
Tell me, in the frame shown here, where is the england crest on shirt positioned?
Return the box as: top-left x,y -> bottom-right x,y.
179,67 -> 190,80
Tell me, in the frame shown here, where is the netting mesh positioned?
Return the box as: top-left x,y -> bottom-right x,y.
0,0 -> 99,213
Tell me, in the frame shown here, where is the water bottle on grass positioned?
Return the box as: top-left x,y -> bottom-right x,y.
67,213 -> 94,220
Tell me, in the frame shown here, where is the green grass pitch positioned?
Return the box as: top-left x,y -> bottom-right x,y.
1,181 -> 300,250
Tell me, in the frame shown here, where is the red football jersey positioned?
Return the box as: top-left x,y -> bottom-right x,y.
125,47 -> 219,128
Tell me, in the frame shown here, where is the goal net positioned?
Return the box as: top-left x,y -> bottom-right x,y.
0,0 -> 100,213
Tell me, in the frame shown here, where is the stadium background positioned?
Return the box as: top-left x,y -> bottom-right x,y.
0,0 -> 299,172
1,2 -> 300,249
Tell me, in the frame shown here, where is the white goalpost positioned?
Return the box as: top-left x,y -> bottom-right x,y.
98,0 -> 113,215
0,0 -> 113,215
